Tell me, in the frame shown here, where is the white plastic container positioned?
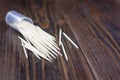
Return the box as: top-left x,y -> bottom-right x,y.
5,10 -> 33,31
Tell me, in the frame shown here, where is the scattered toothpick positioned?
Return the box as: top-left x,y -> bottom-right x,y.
59,28 -> 68,61
58,28 -> 79,61
21,40 -> 28,59
63,32 -> 79,49
59,28 -> 62,46
61,41 -> 68,61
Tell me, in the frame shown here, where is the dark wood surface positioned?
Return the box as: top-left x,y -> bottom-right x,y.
0,0 -> 120,80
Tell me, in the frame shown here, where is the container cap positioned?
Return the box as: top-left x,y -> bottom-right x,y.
5,10 -> 33,31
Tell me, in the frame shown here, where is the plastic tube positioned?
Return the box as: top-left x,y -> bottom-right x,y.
5,10 -> 33,32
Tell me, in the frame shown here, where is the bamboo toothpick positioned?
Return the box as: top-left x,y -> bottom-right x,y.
63,32 -> 79,49
61,42 -> 68,61
58,28 -> 68,61
21,40 -> 28,59
58,28 -> 80,61
59,28 -> 62,46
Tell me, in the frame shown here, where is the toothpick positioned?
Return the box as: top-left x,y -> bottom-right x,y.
59,28 -> 62,46
18,36 -> 51,62
19,36 -> 42,59
61,42 -> 68,61
21,40 -> 28,59
32,52 -> 41,60
62,32 -> 79,49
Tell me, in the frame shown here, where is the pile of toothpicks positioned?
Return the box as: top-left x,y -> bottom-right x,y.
20,27 -> 79,62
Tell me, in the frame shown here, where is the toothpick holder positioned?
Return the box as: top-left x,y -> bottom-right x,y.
5,10 -> 33,32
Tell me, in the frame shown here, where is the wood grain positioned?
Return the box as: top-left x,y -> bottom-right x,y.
0,0 -> 120,80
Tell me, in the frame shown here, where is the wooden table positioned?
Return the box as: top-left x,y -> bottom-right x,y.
0,0 -> 120,80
